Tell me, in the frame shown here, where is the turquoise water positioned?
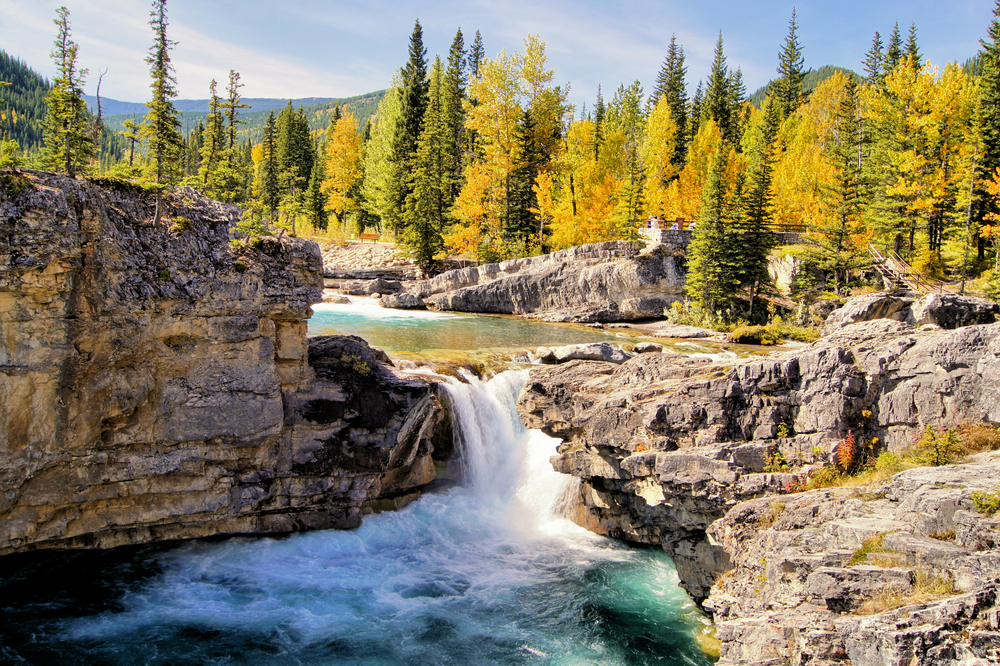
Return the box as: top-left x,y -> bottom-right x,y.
309,298 -> 645,356
0,316 -> 716,665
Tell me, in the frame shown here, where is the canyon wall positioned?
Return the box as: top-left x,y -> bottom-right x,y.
0,171 -> 450,556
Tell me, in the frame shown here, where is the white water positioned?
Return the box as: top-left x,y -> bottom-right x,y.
12,371 -> 710,665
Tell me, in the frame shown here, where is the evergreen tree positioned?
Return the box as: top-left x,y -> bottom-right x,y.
119,117 -> 141,168
772,9 -> 806,119
654,34 -> 688,167
808,76 -> 867,294
702,33 -> 737,146
734,97 -> 780,313
389,20 -> 429,240
594,85 -> 605,159
885,22 -> 904,73
42,7 -> 93,178
905,23 -> 922,68
689,81 -> 704,142
259,111 -> 279,216
442,28 -> 467,208
141,0 -> 183,223
507,108 -> 544,247
469,30 -> 485,80
685,149 -> 738,312
211,70 -> 251,203
199,79 -> 224,186
976,1 -> 1000,252
863,31 -> 885,85
404,57 -> 448,274
306,153 -> 328,231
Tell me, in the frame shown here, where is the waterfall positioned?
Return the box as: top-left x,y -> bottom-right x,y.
2,371 -> 713,666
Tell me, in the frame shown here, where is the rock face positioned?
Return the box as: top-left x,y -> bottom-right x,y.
411,242 -> 686,322
516,299 -> 1000,659
823,291 -> 998,335
0,172 -> 450,556
706,457 -> 1000,666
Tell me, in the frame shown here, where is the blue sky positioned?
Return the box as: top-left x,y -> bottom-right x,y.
2,0 -> 994,112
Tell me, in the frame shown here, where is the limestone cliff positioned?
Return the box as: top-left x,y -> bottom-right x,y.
517,303 -> 1000,663
409,241 -> 686,322
0,171 -> 450,555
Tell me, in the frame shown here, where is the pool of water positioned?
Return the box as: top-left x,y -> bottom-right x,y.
0,372 -> 715,665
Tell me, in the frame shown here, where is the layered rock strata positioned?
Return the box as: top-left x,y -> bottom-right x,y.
516,308 -> 1000,661
0,172 -> 450,556
410,241 -> 686,322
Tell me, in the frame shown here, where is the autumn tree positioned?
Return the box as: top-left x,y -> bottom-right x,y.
977,0 -> 1000,257
361,78 -> 402,228
322,112 -> 362,229
42,7 -> 93,178
142,0 -> 183,223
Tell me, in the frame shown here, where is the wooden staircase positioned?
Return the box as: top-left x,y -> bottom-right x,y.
867,244 -> 985,296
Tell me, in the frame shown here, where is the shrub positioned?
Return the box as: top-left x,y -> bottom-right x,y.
169,216 -> 192,234
764,446 -> 790,472
234,260 -> 247,273
912,426 -> 962,467
972,485 -> 1000,517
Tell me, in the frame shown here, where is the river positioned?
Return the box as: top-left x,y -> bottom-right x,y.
0,300 -> 716,665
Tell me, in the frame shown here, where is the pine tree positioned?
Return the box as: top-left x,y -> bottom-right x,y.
42,7 -> 93,178
469,30 -> 485,80
389,19 -> 429,239
259,111 -> 279,216
734,97 -> 780,313
863,31 -> 885,85
222,70 -> 249,151
885,22 -> 903,73
689,81 -> 704,142
507,108 -> 543,247
142,0 -> 183,223
773,9 -> 806,119
442,28 -> 466,208
685,148 -> 738,312
404,57 -> 448,274
594,85 -> 605,159
809,76 -> 868,295
702,33 -> 737,146
654,34 -> 688,167
905,23 -> 922,69
977,1 -> 1000,243
199,79 -> 224,186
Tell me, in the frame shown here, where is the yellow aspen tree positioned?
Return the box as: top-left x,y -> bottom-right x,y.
321,112 -> 362,230
642,95 -> 679,216
663,119 -> 723,221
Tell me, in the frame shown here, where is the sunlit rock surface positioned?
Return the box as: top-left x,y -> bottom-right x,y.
0,172 -> 450,555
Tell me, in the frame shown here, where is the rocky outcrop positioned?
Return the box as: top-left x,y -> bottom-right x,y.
706,456 -> 1000,665
516,309 -> 1000,622
823,291 -> 998,334
0,172 -> 450,556
410,241 -> 686,322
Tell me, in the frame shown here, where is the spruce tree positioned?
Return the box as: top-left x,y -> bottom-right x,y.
885,22 -> 903,73
389,19 -> 429,240
211,70 -> 251,203
773,9 -> 806,119
685,149 -> 738,312
702,33 -> 737,146
594,85 -> 605,160
808,76 -> 867,295
976,1 -> 1000,251
142,0 -> 183,223
507,108 -> 543,248
469,30 -> 485,81
863,32 -> 885,85
199,79 -> 224,186
403,57 -> 447,275
654,34 -> 688,167
42,7 -> 93,178
734,97 -> 780,314
442,28 -> 467,208
905,23 -> 921,69
259,111 -> 279,217
689,81 -> 704,143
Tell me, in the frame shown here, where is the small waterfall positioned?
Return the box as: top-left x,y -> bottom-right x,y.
440,369 -> 580,531
1,371 -> 713,666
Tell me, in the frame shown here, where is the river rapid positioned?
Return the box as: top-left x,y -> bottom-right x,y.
0,300 -> 716,665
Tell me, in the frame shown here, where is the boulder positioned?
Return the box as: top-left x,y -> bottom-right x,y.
910,293 -> 998,329
380,292 -> 427,310
552,342 -> 632,364
634,341 -> 664,353
823,293 -> 910,335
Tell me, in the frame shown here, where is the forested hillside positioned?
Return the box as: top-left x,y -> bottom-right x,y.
748,65 -> 856,106
0,51 -> 49,154
99,90 -> 385,143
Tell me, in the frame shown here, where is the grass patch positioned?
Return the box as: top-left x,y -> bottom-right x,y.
849,533 -> 895,566
972,486 -> 1000,517
855,569 -> 958,616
